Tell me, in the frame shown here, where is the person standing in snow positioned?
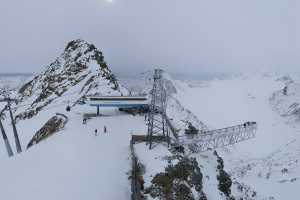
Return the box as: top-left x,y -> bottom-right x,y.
66,105 -> 71,112
95,129 -> 98,136
104,126 -> 107,134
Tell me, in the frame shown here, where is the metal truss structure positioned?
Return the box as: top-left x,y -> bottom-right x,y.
174,122 -> 257,153
147,69 -> 169,149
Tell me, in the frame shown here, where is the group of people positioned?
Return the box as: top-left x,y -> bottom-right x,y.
82,118 -> 108,136
243,121 -> 256,128
94,126 -> 107,136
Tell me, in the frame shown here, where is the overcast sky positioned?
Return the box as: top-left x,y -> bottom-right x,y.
0,0 -> 299,77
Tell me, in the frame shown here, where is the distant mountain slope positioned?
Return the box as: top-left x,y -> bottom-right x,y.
270,80 -> 300,124
162,72 -> 208,134
0,74 -> 30,98
0,74 -> 31,87
15,39 -> 128,120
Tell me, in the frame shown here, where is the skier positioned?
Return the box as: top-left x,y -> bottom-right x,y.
83,118 -> 87,124
104,126 -> 107,134
95,129 -> 98,136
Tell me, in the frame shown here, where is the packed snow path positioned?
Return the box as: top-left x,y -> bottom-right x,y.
0,107 -> 147,200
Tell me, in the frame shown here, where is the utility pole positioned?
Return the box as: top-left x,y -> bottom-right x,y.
0,98 -> 22,153
0,107 -> 13,157
7,101 -> 22,153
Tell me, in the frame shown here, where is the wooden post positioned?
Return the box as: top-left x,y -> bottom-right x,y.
97,106 -> 100,116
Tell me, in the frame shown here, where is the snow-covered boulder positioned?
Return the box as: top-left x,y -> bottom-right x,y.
15,39 -> 128,120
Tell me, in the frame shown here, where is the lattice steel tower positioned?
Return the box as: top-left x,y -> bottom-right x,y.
147,69 -> 169,149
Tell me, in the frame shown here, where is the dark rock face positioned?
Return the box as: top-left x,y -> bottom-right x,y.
27,113 -> 68,149
214,151 -> 233,199
146,156 -> 205,200
16,39 -> 126,120
233,181 -> 257,200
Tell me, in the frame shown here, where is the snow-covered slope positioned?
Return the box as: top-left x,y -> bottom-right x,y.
163,74 -> 269,199
0,106 -> 147,200
175,75 -> 300,199
163,72 -> 208,134
0,40 -> 145,200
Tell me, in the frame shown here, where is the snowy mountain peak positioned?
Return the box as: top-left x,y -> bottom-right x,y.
15,39 -> 127,120
63,39 -> 106,71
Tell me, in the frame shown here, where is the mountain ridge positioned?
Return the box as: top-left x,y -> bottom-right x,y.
14,39 -> 128,120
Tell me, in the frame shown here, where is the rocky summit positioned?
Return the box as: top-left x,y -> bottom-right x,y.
15,39 -> 127,120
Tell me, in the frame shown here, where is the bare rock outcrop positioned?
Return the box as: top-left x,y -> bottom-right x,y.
27,113 -> 68,149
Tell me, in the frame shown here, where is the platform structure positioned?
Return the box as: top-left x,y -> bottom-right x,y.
173,122 -> 258,153
84,96 -> 149,115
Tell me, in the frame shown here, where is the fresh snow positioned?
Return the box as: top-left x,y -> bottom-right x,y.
0,104 -> 147,200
